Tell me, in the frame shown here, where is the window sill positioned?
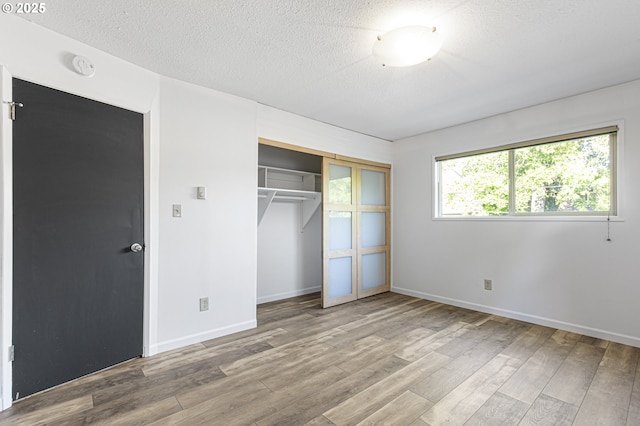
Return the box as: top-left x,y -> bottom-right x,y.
432,215 -> 623,222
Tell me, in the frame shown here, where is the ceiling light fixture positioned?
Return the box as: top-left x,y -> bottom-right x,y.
373,26 -> 442,67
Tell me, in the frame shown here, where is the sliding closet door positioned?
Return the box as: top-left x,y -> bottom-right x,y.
322,158 -> 390,308
357,165 -> 390,298
322,159 -> 358,307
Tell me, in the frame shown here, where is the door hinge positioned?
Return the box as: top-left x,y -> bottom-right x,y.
9,345 -> 14,362
4,101 -> 23,120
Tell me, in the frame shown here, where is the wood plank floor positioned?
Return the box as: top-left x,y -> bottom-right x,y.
1,292 -> 638,425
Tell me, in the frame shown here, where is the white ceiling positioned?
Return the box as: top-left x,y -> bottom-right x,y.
18,0 -> 640,141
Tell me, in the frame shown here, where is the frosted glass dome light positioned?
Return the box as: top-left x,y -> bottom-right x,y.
373,26 -> 442,67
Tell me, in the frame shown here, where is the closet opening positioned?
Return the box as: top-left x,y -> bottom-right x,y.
257,138 -> 392,308
257,142 -> 323,305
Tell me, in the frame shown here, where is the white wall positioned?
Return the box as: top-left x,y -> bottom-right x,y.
392,80 -> 640,347
258,105 -> 393,162
256,105 -> 393,303
155,77 -> 257,352
257,203 -> 321,304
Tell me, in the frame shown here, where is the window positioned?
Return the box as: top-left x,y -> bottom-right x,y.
436,126 -> 617,217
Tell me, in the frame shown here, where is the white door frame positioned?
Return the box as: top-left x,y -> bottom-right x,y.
1,65 -> 15,411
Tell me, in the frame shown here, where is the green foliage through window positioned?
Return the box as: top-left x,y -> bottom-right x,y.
440,152 -> 509,216
437,130 -> 615,217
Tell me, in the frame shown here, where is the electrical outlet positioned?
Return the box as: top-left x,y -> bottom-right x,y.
199,297 -> 209,312
484,279 -> 492,291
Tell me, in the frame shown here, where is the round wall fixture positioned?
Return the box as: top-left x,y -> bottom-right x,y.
72,55 -> 96,77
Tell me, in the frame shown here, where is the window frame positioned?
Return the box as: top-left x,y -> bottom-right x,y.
434,125 -> 620,220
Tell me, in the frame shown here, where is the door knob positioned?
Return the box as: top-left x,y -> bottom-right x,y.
130,243 -> 144,253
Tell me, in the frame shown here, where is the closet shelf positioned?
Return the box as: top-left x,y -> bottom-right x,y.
257,166 -> 322,230
258,187 -> 320,200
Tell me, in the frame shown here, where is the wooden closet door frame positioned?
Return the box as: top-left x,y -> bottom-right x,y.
322,158 -> 391,308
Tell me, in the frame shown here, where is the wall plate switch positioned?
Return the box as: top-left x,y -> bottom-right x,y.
197,186 -> 206,200
199,297 -> 209,312
172,204 -> 182,217
484,279 -> 492,291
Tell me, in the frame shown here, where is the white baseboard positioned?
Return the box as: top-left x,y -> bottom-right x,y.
152,319 -> 257,355
257,285 -> 320,305
392,286 -> 640,348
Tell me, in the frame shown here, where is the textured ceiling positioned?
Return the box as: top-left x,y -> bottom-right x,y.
17,0 -> 640,141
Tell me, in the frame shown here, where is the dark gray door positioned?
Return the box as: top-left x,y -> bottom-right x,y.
12,79 -> 144,400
